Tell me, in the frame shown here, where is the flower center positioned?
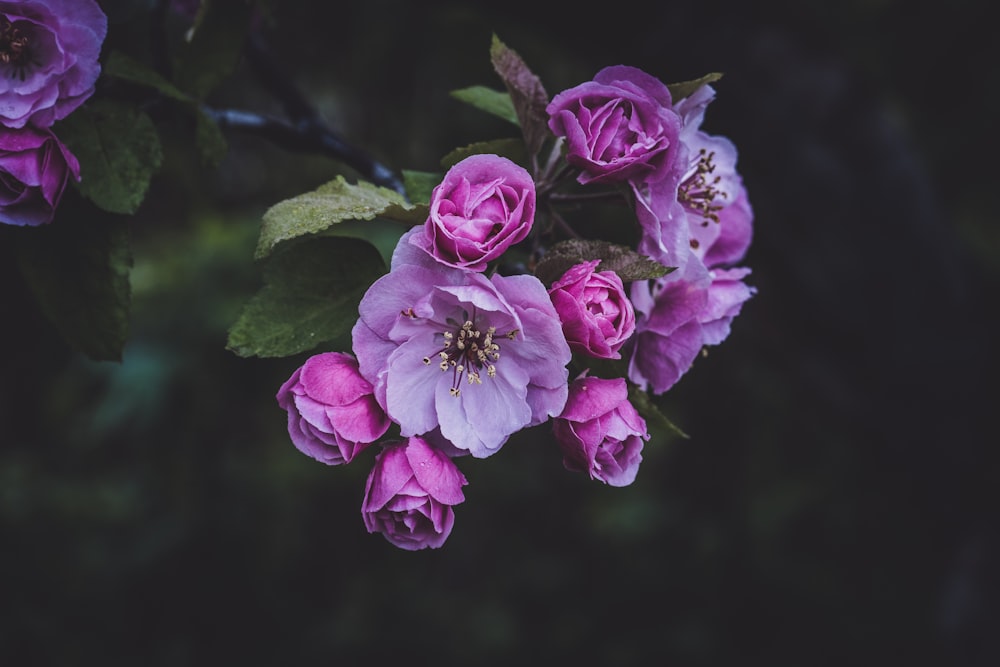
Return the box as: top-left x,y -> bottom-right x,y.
0,18 -> 31,79
678,148 -> 726,226
421,314 -> 518,397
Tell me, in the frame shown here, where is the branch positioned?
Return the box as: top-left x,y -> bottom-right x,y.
203,107 -> 405,195
234,33 -> 406,196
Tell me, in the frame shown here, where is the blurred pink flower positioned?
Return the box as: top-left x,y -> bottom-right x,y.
0,0 -> 107,129
0,124 -> 79,226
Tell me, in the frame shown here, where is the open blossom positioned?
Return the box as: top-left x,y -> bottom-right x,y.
362,436 -> 468,551
627,255 -> 755,395
275,352 -> 390,465
0,0 -> 107,129
553,375 -> 648,487
409,153 -> 535,272
353,229 -> 571,458
548,259 -> 635,359
639,83 -> 751,269
1,124 -> 79,226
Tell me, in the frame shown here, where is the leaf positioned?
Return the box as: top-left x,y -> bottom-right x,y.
668,72 -> 724,102
227,237 -> 386,358
490,34 -> 550,159
194,108 -> 228,167
449,86 -> 519,125
402,169 -> 442,205
256,175 -> 426,259
534,239 -> 673,286
173,0 -> 255,100
15,212 -> 132,362
104,50 -> 191,102
104,50 -> 228,167
57,99 -> 164,215
440,139 -> 528,171
628,385 -> 689,439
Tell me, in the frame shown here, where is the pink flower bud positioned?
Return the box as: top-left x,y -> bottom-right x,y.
410,153 -> 535,272
276,352 -> 390,465
362,437 -> 468,550
553,375 -> 648,487
0,125 -> 80,226
549,260 -> 636,359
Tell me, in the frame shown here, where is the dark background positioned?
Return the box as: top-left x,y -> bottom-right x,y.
2,1 -> 997,665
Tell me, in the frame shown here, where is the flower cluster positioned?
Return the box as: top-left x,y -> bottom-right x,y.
275,46 -> 756,550
0,0 -> 106,227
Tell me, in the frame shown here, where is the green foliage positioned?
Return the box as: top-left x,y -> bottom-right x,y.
628,383 -> 689,439
57,99 -> 164,215
104,50 -> 189,101
667,72 -> 724,102
15,214 -> 132,362
103,50 -> 228,167
449,85 -> 519,125
227,237 -> 387,358
439,138 -> 529,171
401,170 -> 442,205
255,176 -> 427,259
534,239 -> 673,286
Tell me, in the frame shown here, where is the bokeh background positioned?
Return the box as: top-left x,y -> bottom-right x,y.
2,1 -> 997,665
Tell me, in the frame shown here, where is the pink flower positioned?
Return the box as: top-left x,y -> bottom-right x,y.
636,83 -> 753,270
553,375 -> 648,487
275,352 -> 390,465
362,436 -> 468,550
627,259 -> 755,395
353,229 -> 571,459
0,124 -> 79,226
547,65 -> 684,187
409,153 -> 535,272
0,0 -> 107,129
548,259 -> 635,359
701,182 -> 753,269
700,266 -> 755,346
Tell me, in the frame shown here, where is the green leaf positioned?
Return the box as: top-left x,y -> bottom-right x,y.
628,384 -> 689,439
57,99 -> 163,215
490,34 -> 550,159
103,50 -> 228,167
15,213 -> 132,362
227,237 -> 386,358
103,50 -> 191,102
402,169 -> 442,205
194,108 -> 228,167
440,139 -> 528,171
534,239 -> 673,286
173,0 -> 255,100
450,86 -> 519,125
256,175 -> 426,260
668,72 -> 724,102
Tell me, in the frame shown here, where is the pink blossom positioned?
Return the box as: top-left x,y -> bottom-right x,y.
0,0 -> 107,129
553,375 -> 648,487
353,229 -> 571,458
547,65 -> 683,187
409,153 -> 535,272
548,259 -> 635,359
0,124 -> 79,226
362,436 -> 468,550
627,258 -> 755,395
275,352 -> 390,465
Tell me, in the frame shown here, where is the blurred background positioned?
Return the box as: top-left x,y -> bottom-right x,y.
2,0 -> 996,665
